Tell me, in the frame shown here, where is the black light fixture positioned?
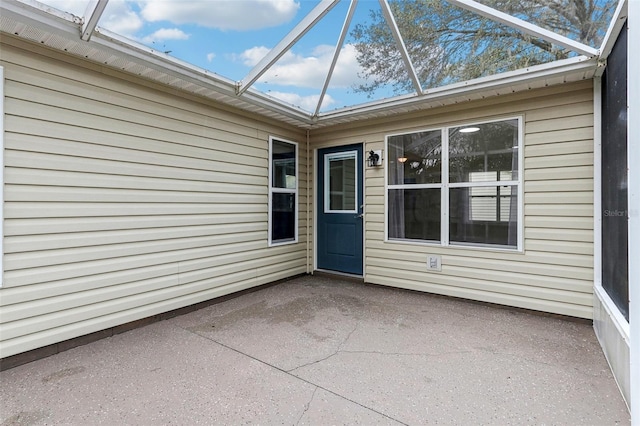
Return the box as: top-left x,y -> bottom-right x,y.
367,150 -> 381,167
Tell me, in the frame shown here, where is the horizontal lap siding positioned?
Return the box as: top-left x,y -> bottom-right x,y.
311,81 -> 594,318
0,40 -> 307,358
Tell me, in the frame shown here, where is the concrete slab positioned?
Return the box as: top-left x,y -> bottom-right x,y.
0,275 -> 631,425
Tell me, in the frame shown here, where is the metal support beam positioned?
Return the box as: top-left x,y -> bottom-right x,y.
81,0 -> 108,41
449,0 -> 599,58
314,0 -> 359,117
600,0 -> 628,60
238,0 -> 340,96
379,0 -> 423,95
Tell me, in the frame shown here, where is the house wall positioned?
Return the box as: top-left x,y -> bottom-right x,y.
0,38 -> 308,359
311,80 -> 594,319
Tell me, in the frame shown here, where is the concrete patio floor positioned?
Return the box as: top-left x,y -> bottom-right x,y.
0,274 -> 631,425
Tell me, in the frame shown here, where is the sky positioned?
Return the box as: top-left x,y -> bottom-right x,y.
31,0 -> 616,113
39,0 -> 404,113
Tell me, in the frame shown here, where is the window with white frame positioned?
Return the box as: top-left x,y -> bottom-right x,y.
386,117 -> 522,249
325,151 -> 358,213
269,137 -> 298,245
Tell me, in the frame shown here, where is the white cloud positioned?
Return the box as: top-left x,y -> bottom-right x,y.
237,46 -> 271,67
268,92 -> 335,111
142,28 -> 190,44
207,53 -> 216,63
100,1 -> 144,37
324,44 -> 364,88
139,0 -> 300,31
238,44 -> 365,89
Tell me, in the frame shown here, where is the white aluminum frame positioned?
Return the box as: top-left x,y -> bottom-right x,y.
627,0 -> 639,419
384,116 -> 524,252
315,0 -> 359,117
1,0 -> 600,128
378,0 -> 422,94
319,56 -> 596,122
449,0 -> 599,57
593,76 -> 630,341
599,0 -> 629,61
81,0 -> 108,41
238,0 -> 340,95
268,136 -> 299,247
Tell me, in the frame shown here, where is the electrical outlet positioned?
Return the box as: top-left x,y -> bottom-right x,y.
426,255 -> 442,271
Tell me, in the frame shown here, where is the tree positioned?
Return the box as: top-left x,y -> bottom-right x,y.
350,0 -> 617,95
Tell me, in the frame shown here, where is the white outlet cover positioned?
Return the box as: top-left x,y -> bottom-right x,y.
427,255 -> 442,271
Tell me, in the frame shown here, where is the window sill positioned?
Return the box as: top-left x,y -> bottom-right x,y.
268,239 -> 298,247
385,238 -> 523,253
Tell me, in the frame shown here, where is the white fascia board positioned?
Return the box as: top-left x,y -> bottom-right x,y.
449,0 -> 599,58
2,0 -> 81,35
599,0 -> 628,61
81,0 -> 108,41
93,28 -> 240,93
378,0 -> 423,94
319,55 -> 597,121
238,0 -> 340,95
9,0 -> 81,23
315,0 -> 358,117
3,1 -> 315,124
91,29 -> 315,124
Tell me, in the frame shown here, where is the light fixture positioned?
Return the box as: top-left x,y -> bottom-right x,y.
367,150 -> 382,167
459,127 -> 480,133
398,157 -> 408,163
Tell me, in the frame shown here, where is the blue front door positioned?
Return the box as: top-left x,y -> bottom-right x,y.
317,144 -> 364,275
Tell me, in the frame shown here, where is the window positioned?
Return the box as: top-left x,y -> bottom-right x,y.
386,117 -> 522,250
387,129 -> 442,242
269,137 -> 298,245
325,151 -> 357,213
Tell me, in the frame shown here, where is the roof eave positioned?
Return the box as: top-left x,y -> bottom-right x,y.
315,55 -> 598,127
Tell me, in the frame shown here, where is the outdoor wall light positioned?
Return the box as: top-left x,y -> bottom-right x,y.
367,150 -> 383,167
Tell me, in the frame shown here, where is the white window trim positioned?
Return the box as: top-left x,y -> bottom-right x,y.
268,136 -> 298,247
324,150 -> 358,214
384,116 -> 524,252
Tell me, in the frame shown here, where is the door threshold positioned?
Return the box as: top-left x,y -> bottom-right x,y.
313,269 -> 364,283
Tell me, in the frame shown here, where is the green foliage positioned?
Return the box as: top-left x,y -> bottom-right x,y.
351,0 -> 617,95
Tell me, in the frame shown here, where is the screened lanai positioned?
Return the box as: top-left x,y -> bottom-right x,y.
0,0 -> 620,127
0,0 -> 638,422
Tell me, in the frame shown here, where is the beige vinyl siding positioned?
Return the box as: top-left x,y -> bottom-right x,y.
311,80 -> 594,319
0,39 -> 308,358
